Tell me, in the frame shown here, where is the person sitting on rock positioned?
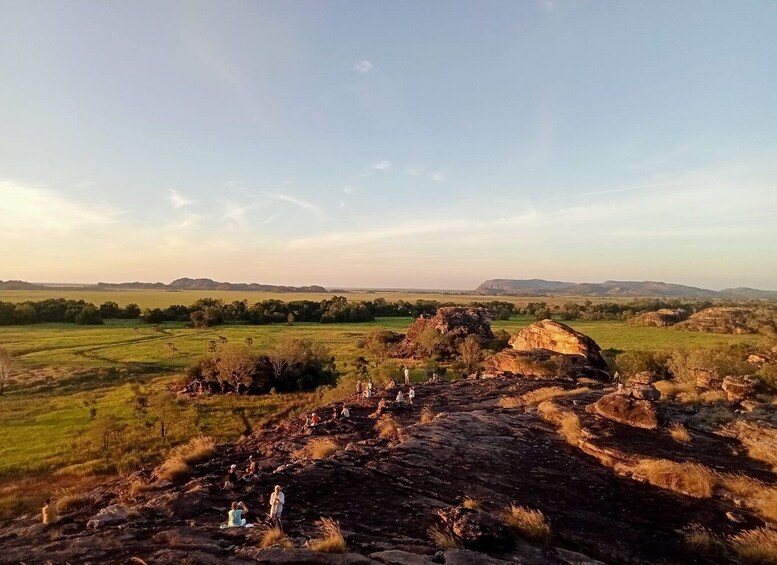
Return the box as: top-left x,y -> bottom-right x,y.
224,464 -> 239,488
408,386 -> 416,405
310,412 -> 321,427
227,501 -> 249,527
240,455 -> 256,482
269,485 -> 285,528
332,406 -> 339,421
386,378 -> 397,391
341,405 -> 350,418
396,389 -> 406,404
42,498 -> 58,525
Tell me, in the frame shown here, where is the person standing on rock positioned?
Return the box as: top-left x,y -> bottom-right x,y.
356,380 -> 363,397
42,498 -> 58,525
366,378 -> 374,398
269,485 -> 285,528
408,386 -> 416,405
404,366 -> 411,385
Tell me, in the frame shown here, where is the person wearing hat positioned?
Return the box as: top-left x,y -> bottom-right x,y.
224,464 -> 238,488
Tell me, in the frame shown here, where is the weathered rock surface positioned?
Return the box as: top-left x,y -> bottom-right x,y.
629,308 -> 689,327
722,375 -> 757,403
590,393 -> 659,430
483,349 -> 609,382
0,376 -> 764,565
436,506 -> 512,550
674,307 -> 759,334
508,320 -> 607,370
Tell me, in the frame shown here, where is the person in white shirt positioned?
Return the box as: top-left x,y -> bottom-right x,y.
404,366 -> 411,385
396,390 -> 406,403
269,485 -> 285,528
341,405 -> 350,418
408,387 -> 416,404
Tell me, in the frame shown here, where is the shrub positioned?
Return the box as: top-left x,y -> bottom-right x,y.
633,459 -> 714,498
428,525 -> 461,549
308,517 -> 346,553
668,423 -> 692,443
501,504 -> 551,542
729,527 -> 777,564
376,415 -> 400,439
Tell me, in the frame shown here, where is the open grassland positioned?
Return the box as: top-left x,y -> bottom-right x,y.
0,289 -> 637,309
0,314 -> 768,517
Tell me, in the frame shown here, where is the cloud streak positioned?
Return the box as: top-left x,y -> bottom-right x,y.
353,60 -> 373,74
169,189 -> 196,209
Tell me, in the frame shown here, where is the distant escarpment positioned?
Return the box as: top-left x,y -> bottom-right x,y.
96,278 -> 328,293
476,278 -> 777,298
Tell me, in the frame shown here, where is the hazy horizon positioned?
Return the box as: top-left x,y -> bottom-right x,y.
2,1 -> 776,289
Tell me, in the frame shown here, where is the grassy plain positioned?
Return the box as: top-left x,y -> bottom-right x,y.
0,310 -> 768,517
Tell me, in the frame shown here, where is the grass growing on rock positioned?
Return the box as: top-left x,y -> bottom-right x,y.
308,517 -> 346,553
729,527 -> 777,564
633,459 -> 715,499
428,525 -> 462,549
55,492 -> 88,513
419,406 -> 435,424
376,415 -> 400,439
462,496 -> 481,509
682,523 -> 724,554
301,438 -> 341,460
500,386 -> 590,408
501,504 -> 551,543
259,525 -> 292,549
157,436 -> 216,482
668,423 -> 692,443
536,401 -> 582,445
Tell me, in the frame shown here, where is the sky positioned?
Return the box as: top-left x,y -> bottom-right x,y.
1,1 -> 776,290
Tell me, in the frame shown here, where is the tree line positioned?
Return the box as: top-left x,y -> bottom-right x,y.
0,297 -> 519,327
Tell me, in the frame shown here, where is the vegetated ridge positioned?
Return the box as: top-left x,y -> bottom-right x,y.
0,278 -> 327,293
477,279 -> 777,299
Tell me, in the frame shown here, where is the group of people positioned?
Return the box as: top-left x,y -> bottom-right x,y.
224,454 -> 259,488
356,378 -> 375,398
225,485 -> 285,529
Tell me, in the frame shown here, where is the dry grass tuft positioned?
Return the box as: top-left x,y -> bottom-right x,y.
128,477 -> 151,498
729,527 -> 777,564
55,493 -> 87,513
303,438 -> 341,460
308,517 -> 346,553
376,415 -> 400,439
654,380 -> 697,402
259,525 -> 292,549
158,436 -> 216,482
462,496 -> 481,509
501,386 -> 590,409
699,390 -> 727,404
537,401 -> 582,445
501,504 -> 551,542
682,523 -> 724,554
428,525 -> 462,549
669,423 -> 692,443
420,406 -> 435,424
634,459 -> 714,499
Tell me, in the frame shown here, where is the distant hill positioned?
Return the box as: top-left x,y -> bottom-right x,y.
96,277 -> 328,293
475,279 -> 776,298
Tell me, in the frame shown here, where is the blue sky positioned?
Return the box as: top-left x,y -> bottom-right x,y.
1,1 -> 775,289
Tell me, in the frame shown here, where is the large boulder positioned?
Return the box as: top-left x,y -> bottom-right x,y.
86,504 -> 136,529
484,348 -> 609,381
589,393 -> 658,430
721,375 -> 757,403
436,506 -> 512,550
509,320 -> 607,370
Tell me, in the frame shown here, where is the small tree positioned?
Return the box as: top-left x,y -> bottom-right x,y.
415,327 -> 444,359
148,390 -> 185,439
0,347 -> 11,395
458,335 -> 483,375
287,312 -> 295,326
362,329 -> 392,368
215,345 -> 256,394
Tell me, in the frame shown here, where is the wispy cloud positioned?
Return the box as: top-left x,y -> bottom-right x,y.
372,160 -> 392,171
430,171 -> 446,183
353,60 -> 373,74
343,185 -> 355,194
405,167 -> 446,183
0,180 -> 121,235
272,194 -> 324,218
169,189 -> 196,209
222,201 -> 250,226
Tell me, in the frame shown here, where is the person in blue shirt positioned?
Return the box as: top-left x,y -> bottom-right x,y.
227,501 -> 248,527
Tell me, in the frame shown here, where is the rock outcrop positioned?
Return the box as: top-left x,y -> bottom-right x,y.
721,375 -> 757,403
674,307 -> 759,334
629,309 -> 689,327
484,349 -> 609,381
508,320 -> 607,370
400,307 -> 494,357
590,393 -> 659,430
